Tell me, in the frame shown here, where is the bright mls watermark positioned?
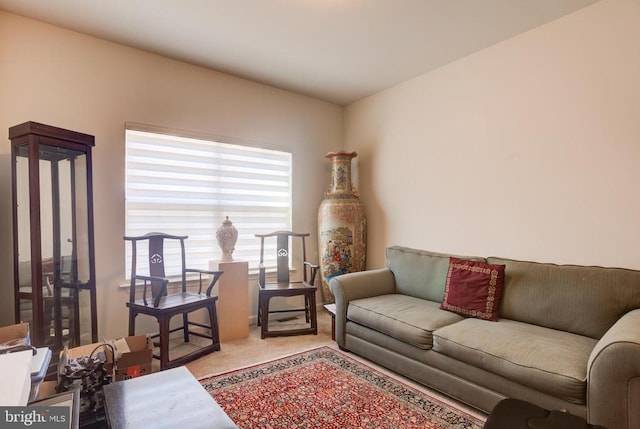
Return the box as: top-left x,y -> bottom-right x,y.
0,407 -> 68,428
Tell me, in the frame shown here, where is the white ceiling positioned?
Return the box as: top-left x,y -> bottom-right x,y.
0,0 -> 600,105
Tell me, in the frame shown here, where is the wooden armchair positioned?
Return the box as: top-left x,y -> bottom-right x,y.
124,232 -> 223,370
255,231 -> 318,339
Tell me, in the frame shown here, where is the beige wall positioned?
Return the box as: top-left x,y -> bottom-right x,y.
345,0 -> 640,270
0,11 -> 342,335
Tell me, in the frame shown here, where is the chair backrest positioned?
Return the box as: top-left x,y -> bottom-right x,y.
124,232 -> 188,302
256,231 -> 309,283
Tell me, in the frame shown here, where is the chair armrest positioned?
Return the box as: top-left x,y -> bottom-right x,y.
329,268 -> 395,347
131,275 -> 169,307
303,261 -> 319,286
185,268 -> 223,296
587,309 -> 640,429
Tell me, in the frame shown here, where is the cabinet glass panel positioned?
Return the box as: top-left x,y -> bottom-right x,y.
16,155 -> 33,329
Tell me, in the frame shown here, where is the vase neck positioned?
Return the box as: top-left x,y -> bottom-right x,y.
327,151 -> 357,195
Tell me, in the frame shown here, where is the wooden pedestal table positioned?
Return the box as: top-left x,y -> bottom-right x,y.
324,303 -> 336,341
209,260 -> 249,342
103,366 -> 237,429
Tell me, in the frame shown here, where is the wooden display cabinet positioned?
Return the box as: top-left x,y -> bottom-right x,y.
10,121 -> 98,350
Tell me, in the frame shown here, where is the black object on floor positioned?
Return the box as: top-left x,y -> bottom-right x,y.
483,398 -> 607,429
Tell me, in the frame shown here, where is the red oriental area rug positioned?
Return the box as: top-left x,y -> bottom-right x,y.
199,347 -> 485,429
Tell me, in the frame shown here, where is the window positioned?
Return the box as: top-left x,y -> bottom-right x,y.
125,127 -> 292,277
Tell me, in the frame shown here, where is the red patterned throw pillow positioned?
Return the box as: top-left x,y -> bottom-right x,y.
440,257 -> 506,321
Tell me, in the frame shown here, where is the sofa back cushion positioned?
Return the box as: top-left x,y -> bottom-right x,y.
488,257 -> 640,339
386,246 -> 485,302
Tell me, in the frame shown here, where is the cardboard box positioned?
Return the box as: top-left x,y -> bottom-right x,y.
112,335 -> 153,381
63,341 -> 115,374
0,323 -> 30,349
60,335 -> 153,382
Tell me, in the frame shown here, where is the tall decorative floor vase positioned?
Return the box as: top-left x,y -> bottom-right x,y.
318,151 -> 367,304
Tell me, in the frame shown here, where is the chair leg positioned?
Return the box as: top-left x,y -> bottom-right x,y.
257,291 -> 262,327
158,316 -> 171,371
260,294 -> 270,339
128,309 -> 136,336
309,291 -> 318,335
304,295 -> 310,323
182,313 -> 189,343
207,303 -> 221,350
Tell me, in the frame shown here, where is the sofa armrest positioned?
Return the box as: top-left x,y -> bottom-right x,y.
587,309 -> 640,429
329,268 -> 395,347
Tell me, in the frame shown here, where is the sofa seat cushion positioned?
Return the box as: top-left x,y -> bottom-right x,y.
432,318 -> 597,403
347,294 -> 464,349
433,319 -> 597,404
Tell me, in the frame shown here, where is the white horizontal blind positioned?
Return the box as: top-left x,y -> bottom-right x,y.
125,129 -> 292,277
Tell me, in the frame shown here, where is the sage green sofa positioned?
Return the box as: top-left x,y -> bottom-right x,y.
329,246 -> 640,429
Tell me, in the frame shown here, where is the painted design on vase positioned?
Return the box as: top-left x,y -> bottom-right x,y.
318,151 -> 367,304
321,222 -> 353,281
335,166 -> 348,190
216,216 -> 238,262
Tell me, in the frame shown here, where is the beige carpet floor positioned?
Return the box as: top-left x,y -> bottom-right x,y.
160,308 -> 335,378
159,308 -> 486,422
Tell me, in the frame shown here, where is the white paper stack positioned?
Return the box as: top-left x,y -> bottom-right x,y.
0,350 -> 33,406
